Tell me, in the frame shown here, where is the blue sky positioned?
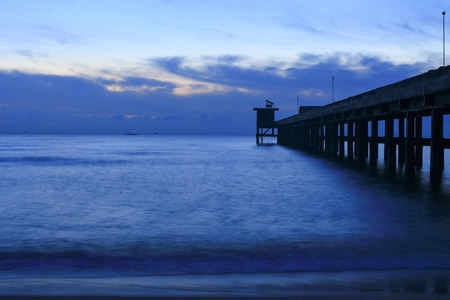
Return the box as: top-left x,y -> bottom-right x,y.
0,0 -> 448,134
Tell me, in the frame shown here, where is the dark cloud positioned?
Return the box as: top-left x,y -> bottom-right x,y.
95,78 -> 117,85
95,76 -> 176,94
151,56 -> 185,74
122,77 -> 173,87
151,53 -> 427,104
0,71 -> 107,109
216,55 -> 244,64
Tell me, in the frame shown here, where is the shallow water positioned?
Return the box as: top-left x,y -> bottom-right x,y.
0,134 -> 449,280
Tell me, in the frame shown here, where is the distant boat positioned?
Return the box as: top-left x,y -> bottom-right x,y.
126,131 -> 138,135
152,131 -> 157,135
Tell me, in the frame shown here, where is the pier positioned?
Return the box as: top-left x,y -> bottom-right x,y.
260,66 -> 450,179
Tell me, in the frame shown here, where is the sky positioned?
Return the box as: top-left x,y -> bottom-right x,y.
0,0 -> 448,134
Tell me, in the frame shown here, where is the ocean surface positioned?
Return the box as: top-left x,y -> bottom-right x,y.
1,134 -> 450,295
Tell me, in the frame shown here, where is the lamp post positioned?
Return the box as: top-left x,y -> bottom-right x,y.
332,76 -> 335,102
443,11 -> 446,67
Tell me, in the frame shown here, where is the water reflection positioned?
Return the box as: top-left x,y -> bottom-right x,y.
296,146 -> 450,200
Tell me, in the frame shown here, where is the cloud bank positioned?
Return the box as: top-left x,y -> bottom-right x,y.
0,53 -> 431,134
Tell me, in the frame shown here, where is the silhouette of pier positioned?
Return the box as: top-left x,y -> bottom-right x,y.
255,66 -> 450,180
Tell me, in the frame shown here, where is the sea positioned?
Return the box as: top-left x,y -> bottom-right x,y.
0,134 -> 450,297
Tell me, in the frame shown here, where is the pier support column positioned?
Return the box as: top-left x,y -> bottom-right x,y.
316,123 -> 322,152
306,124 -> 311,149
256,127 -> 260,144
312,122 -> 320,152
302,123 -> 307,149
398,116 -> 405,164
339,122 -> 345,158
324,122 -> 331,154
386,114 -> 396,167
415,115 -> 423,167
384,118 -> 388,161
354,119 -> 359,157
431,107 -> 444,176
307,124 -> 312,150
357,118 -> 368,161
299,124 -> 305,149
292,124 -> 296,147
405,111 -> 416,170
314,123 -> 319,152
320,123 -> 326,153
329,121 -> 338,156
292,126 -> 296,147
298,123 -> 303,148
318,124 -> 323,152
347,120 -> 354,160
370,118 -> 379,164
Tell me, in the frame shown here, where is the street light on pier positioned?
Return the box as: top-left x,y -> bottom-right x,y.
332,76 -> 335,103
443,11 -> 446,67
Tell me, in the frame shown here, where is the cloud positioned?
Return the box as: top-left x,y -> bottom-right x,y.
100,76 -> 177,94
122,77 -> 173,87
149,52 -> 428,103
398,21 -> 428,35
150,56 -> 295,96
14,50 -> 35,58
30,24 -> 78,45
298,89 -> 324,97
13,49 -> 49,61
282,20 -> 321,34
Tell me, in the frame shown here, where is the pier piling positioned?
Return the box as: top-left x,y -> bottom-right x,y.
370,118 -> 379,163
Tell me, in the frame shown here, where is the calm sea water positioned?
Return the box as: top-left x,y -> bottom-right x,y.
0,134 -> 450,279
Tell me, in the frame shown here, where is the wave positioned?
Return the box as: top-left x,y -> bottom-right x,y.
1,241 -> 449,278
2,270 -> 450,298
0,156 -> 128,166
0,148 -> 32,152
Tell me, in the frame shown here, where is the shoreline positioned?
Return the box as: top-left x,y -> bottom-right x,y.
0,295 -> 448,300
0,269 -> 449,299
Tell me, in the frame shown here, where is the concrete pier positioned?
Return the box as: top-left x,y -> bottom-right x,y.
276,66 -> 450,180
